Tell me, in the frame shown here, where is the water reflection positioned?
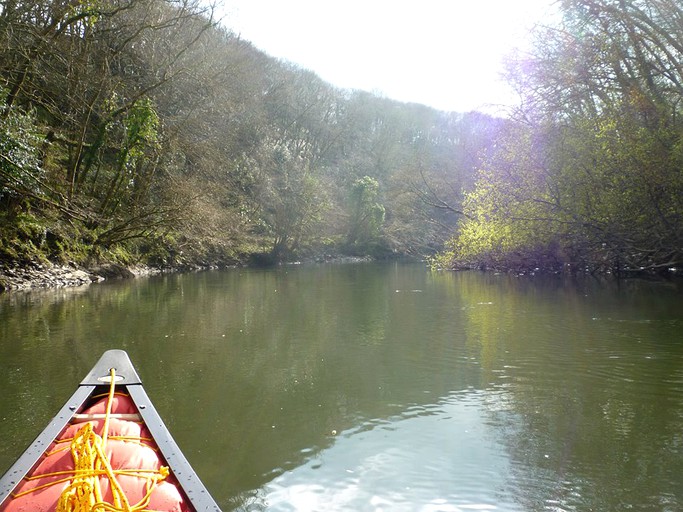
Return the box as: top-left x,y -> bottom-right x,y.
259,390 -> 520,512
1,264 -> 683,511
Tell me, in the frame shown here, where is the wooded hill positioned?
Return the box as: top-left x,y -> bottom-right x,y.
1,0 -> 681,275
0,0 -> 501,269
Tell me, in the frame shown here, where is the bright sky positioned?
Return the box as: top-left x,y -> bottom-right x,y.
219,0 -> 558,114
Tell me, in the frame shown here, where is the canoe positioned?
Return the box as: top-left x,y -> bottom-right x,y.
0,349 -> 220,511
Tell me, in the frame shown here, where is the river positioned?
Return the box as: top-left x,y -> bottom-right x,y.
1,262 -> 682,511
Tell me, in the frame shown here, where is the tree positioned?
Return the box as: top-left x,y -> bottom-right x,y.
438,0 -> 683,273
0,91 -> 44,210
248,65 -> 344,260
386,111 -> 504,255
347,176 -> 385,253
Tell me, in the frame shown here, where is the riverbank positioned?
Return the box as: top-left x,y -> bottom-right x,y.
0,255 -> 378,292
0,262 -> 164,291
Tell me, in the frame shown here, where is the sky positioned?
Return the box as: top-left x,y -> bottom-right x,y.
218,0 -> 559,114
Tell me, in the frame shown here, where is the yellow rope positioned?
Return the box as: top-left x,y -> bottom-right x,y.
49,437 -> 155,457
13,368 -> 170,512
14,470 -> 166,496
101,369 -> 117,447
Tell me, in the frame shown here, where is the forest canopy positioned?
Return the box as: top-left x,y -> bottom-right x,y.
0,0 -> 681,275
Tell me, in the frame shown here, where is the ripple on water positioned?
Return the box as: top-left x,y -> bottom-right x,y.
260,391 -> 524,511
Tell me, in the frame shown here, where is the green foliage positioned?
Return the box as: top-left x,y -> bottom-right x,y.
0,90 -> 44,205
439,0 -> 683,273
0,210 -> 46,263
120,98 -> 160,168
68,0 -> 102,27
347,176 -> 386,254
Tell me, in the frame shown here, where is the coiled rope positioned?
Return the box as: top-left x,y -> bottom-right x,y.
12,368 -> 170,511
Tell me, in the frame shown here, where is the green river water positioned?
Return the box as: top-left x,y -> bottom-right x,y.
1,262 -> 682,511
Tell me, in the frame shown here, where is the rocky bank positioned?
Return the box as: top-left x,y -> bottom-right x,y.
0,255 -> 377,292
0,262 -> 159,292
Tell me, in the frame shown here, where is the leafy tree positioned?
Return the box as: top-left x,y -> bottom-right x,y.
255,142 -> 329,260
439,0 -> 683,273
0,91 -> 44,210
387,111 -> 504,255
347,176 -> 385,253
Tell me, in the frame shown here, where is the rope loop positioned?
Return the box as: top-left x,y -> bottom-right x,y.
14,367 -> 170,512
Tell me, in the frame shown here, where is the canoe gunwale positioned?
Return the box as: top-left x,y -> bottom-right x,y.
0,384 -> 94,503
0,350 -> 221,511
